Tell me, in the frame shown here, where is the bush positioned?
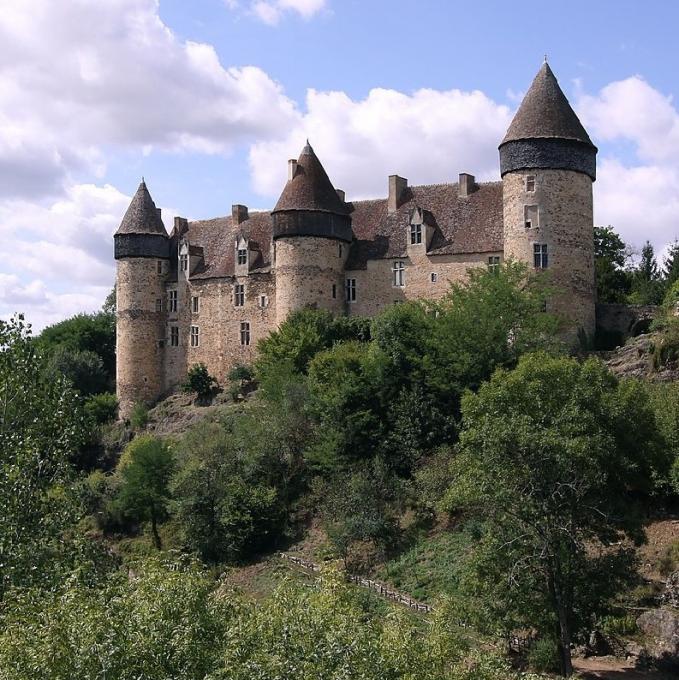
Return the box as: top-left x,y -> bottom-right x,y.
227,363 -> 253,384
84,392 -> 118,425
46,346 -> 109,396
527,637 -> 560,674
129,402 -> 149,429
183,363 -> 218,398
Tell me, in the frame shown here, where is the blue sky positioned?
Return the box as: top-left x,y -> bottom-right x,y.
1,0 -> 679,328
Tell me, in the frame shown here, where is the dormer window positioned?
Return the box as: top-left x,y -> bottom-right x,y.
180,253 -> 188,271
237,248 -> 247,265
410,223 -> 422,245
524,205 -> 539,229
526,175 -> 536,192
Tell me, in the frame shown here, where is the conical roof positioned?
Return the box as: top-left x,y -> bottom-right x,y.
273,142 -> 348,214
501,63 -> 594,147
115,180 -> 168,235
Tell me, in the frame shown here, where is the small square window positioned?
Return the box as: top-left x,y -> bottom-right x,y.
259,295 -> 268,308
170,326 -> 179,347
168,290 -> 177,313
410,223 -> 422,245
240,321 -> 250,346
346,278 -> 356,303
234,284 -> 245,307
155,298 -> 163,312
526,175 -> 536,192
237,248 -> 247,266
180,253 -> 188,271
191,296 -> 199,314
190,325 -> 199,347
488,256 -> 501,273
392,261 -> 405,287
430,272 -> 438,283
533,243 -> 548,269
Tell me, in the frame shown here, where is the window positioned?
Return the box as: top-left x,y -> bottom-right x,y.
346,278 -> 356,303
410,223 -> 422,245
191,296 -> 199,314
170,326 -> 179,347
240,321 -> 251,346
338,244 -> 343,258
259,294 -> 268,308
524,205 -> 539,229
157,339 -> 164,348
180,253 -> 188,271
155,298 -> 162,312
488,256 -> 501,273
156,260 -> 163,274
430,272 -> 438,283
332,284 -> 337,299
533,243 -> 548,269
237,248 -> 247,265
526,175 -> 536,192
234,283 -> 245,307
392,260 -> 405,287
168,290 -> 177,313
190,325 -> 199,347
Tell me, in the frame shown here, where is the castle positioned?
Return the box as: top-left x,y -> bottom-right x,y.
114,63 -> 597,418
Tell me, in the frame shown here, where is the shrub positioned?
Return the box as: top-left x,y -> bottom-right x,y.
527,637 -> 560,674
129,402 -> 149,429
84,392 -> 118,425
227,363 -> 253,384
183,363 -> 218,398
46,346 -> 109,396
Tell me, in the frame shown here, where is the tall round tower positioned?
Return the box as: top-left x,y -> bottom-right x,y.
500,62 -> 597,342
272,142 -> 353,325
114,180 -> 169,418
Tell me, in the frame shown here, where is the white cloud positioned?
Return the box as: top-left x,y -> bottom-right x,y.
249,87 -> 512,199
0,0 -> 298,199
228,0 -> 327,25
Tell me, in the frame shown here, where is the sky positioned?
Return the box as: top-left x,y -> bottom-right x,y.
1,0 -> 679,330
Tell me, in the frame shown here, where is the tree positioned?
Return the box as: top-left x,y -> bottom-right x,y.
46,345 -> 109,396
0,315 -> 85,598
662,240 -> 679,290
593,226 -> 631,303
442,353 -> 667,676
102,285 -> 116,315
182,362 -> 218,400
629,241 -> 663,304
115,436 -> 174,549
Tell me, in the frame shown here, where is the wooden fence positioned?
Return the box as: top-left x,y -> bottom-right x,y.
278,553 -> 434,614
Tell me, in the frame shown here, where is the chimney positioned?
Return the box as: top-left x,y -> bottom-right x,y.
335,189 -> 345,202
232,204 -> 249,225
459,173 -> 475,198
388,175 -> 408,213
288,159 -> 298,181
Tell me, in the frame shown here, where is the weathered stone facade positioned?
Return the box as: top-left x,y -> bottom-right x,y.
114,63 -> 600,418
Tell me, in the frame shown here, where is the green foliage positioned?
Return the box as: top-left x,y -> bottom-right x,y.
442,353 -> 667,675
115,436 -> 174,549
183,362 -> 218,398
599,613 -> 638,636
228,363 -> 253,384
662,240 -> 679,290
35,311 -> 116,382
646,382 -> 679,495
526,638 -> 560,674
46,345 -> 109,396
0,315 -> 85,598
594,225 -> 632,303
171,415 -> 287,563
629,240 -> 664,305
0,558 -> 232,680
102,285 -> 116,315
256,307 -> 371,377
83,391 -> 118,425
129,401 -> 149,429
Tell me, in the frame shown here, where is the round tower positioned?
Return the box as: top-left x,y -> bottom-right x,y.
500,62 -> 597,342
114,180 -> 169,418
272,142 -> 352,325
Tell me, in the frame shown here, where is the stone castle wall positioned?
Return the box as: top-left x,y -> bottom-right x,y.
502,169 -> 595,339
116,257 -> 168,418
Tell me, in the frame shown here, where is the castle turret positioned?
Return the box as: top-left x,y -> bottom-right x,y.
272,142 -> 352,324
500,62 -> 597,341
114,180 -> 169,418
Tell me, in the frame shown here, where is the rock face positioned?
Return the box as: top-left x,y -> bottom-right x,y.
637,607 -> 679,671
602,333 -> 679,382
663,571 -> 679,608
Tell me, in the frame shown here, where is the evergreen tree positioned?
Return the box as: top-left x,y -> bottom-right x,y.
629,241 -> 663,304
662,240 -> 679,289
593,226 -> 631,303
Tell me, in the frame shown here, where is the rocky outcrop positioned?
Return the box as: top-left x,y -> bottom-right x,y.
637,607 -> 679,671
602,333 -> 679,382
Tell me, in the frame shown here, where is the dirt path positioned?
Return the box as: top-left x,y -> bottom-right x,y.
573,656 -> 674,679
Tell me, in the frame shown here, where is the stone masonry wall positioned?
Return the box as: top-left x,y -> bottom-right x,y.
274,236 -> 347,325
503,169 -> 595,339
116,257 -> 168,418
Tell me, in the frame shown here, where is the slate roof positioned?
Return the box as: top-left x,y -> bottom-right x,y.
273,142 -> 349,214
501,62 -> 595,148
115,181 -> 168,236
179,180 -> 503,278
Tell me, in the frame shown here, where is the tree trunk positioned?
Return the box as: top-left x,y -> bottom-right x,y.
547,564 -> 573,676
151,511 -> 162,550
